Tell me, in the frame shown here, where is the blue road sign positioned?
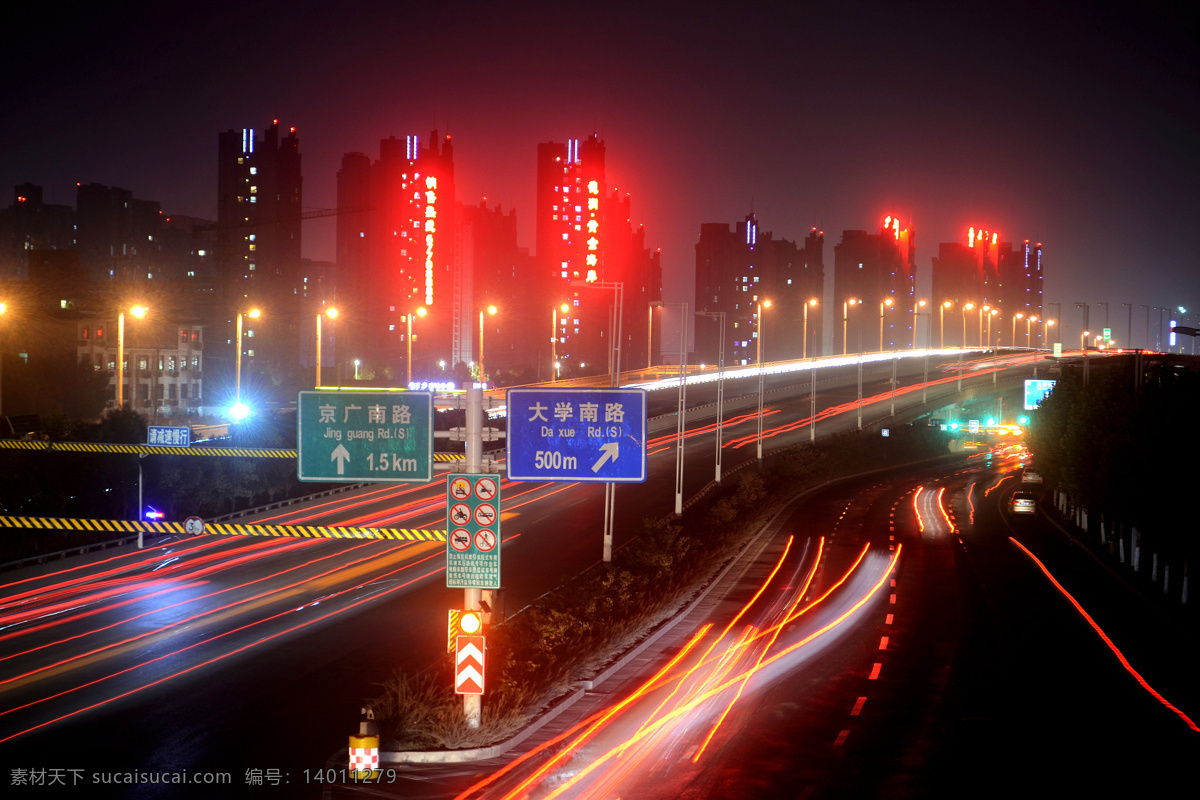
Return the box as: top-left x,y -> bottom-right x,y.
148,426 -> 190,447
1023,379 -> 1057,410
506,387 -> 647,482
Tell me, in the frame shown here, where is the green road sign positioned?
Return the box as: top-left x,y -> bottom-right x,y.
445,474 -> 501,589
297,390 -> 433,483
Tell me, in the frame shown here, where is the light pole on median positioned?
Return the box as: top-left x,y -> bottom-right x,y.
961,302 -> 975,349
940,301 -> 952,349
803,298 -> 818,359
842,298 -> 858,355
879,297 -> 893,352
116,304 -> 148,409
478,305 -> 498,382
235,308 -> 260,409
757,299 -> 772,460
574,280 -> 627,555
979,305 -> 988,347
913,300 -> 927,350
406,306 -> 426,386
988,308 -> 999,348
1012,312 -> 1024,348
315,306 -> 337,389
1026,315 -> 1038,348
696,310 -> 726,482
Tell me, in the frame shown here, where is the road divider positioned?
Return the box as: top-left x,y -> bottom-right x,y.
0,516 -> 446,542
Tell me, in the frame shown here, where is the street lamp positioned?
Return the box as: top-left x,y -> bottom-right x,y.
879,297 -> 893,352
315,306 -> 337,389
961,302 -> 975,348
478,305 -> 498,382
913,300 -> 927,350
696,310 -> 726,482
552,303 -> 568,383
1044,318 -> 1056,348
235,308 -> 260,408
1081,329 -> 1091,351
979,305 -> 989,347
757,299 -> 771,460
0,300 -> 7,418
406,306 -> 427,386
1026,315 -> 1038,348
988,308 -> 999,347
940,301 -> 952,348
842,298 -> 858,354
117,304 -> 148,409
803,299 -> 818,359
1012,312 -> 1024,347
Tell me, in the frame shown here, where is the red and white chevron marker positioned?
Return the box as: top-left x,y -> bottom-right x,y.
455,635 -> 485,695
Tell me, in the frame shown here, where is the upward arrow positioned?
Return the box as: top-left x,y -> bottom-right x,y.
591,441 -> 619,473
331,444 -> 351,475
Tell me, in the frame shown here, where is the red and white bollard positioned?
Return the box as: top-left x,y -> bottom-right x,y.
348,706 -> 380,779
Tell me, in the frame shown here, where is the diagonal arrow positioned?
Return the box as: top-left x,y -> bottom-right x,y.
591,441 -> 619,473
331,444 -> 351,475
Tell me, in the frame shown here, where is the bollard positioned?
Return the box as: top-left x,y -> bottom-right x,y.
349,706 -> 380,779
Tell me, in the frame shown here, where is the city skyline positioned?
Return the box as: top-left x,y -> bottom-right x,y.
4,1 -> 1197,351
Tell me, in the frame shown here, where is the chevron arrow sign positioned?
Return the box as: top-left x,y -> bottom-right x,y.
455,635 -> 485,695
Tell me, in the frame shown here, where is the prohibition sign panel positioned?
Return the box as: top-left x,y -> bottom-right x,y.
445,473 -> 501,589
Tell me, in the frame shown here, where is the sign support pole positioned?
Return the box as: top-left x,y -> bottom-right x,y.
463,385 -> 483,728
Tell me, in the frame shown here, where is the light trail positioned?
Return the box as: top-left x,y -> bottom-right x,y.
1008,537 -> 1199,733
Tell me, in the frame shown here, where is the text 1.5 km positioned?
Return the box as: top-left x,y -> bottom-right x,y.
366,453 -> 421,472
533,451 -> 578,470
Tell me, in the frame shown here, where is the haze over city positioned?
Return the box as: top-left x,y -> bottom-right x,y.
5,0 -> 1198,348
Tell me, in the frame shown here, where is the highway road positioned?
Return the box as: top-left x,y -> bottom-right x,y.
349,441 -> 1197,799
0,349 -> 1097,796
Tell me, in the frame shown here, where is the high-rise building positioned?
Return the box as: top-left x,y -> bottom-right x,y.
0,184 -> 74,281
535,134 -> 660,377
336,132 -> 459,382
215,120 -> 303,386
931,228 -> 1043,347
832,217 -> 915,354
75,183 -> 163,282
694,214 -> 823,367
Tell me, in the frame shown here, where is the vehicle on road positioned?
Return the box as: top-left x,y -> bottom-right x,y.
1022,469 -> 1043,484
1010,491 -> 1037,514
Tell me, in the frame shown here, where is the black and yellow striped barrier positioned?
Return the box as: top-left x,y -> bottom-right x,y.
0,516 -> 446,542
0,440 -> 295,457
0,440 -> 469,462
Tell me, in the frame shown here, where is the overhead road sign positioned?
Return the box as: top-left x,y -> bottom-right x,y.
297,390 -> 433,483
1024,379 -> 1057,410
506,387 -> 647,482
445,474 -> 501,589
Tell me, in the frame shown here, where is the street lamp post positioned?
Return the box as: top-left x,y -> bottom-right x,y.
315,307 -> 337,389
913,300 -> 927,350
696,310 -> 725,482
116,305 -> 148,409
1012,312 -> 1024,348
1044,319 -> 1055,350
406,306 -> 426,386
551,303 -> 568,383
842,298 -> 858,354
879,297 -> 893,352
478,305 -> 498,382
940,301 -> 952,349
573,280 -> 627,557
961,302 -> 975,348
1081,329 -> 1091,351
988,308 -> 999,348
803,299 -> 818,359
235,308 -> 260,408
1026,316 -> 1038,348
979,305 -> 988,347
757,299 -> 771,460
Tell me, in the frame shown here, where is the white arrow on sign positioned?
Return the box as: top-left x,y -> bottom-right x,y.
591,441 -> 619,473
331,444 -> 351,475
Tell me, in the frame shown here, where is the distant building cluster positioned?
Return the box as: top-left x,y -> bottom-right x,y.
0,119 -> 1048,423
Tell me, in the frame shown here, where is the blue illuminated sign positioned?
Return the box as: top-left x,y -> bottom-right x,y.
506,388 -> 647,482
1024,379 -> 1057,410
148,426 -> 190,447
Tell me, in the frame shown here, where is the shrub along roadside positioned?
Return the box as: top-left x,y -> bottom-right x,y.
371,424 -> 951,751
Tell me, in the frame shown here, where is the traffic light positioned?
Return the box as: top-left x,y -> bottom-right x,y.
447,609 -> 483,651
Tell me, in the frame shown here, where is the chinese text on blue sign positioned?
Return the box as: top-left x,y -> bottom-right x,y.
506,388 -> 647,482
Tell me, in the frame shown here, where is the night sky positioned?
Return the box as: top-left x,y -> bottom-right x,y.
5,0 -> 1198,348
